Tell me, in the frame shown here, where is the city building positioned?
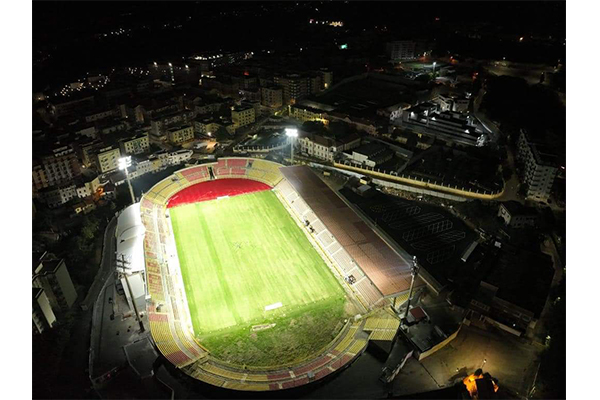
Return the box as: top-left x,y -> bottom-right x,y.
33,288 -> 57,334
231,104 -> 256,128
150,109 -> 195,137
290,103 -> 328,123
119,131 -> 150,155
167,124 -> 194,145
40,145 -> 82,186
83,107 -> 116,123
76,138 -> 105,168
298,133 -> 361,162
497,201 -> 539,228
261,86 -> 283,108
469,246 -> 554,336
32,162 -> 49,195
194,100 -> 225,116
386,40 -> 416,61
168,149 -> 193,165
432,94 -> 470,114
32,253 -> 78,315
96,118 -> 129,136
193,117 -> 221,137
516,131 -> 559,203
240,88 -> 261,102
273,73 -> 310,104
318,68 -> 333,90
75,170 -> 101,199
50,95 -> 95,117
96,145 -> 122,173
344,142 -> 394,167
401,104 -> 486,147
39,184 -> 78,208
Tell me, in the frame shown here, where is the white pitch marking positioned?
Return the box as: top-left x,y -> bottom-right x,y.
264,302 -> 283,311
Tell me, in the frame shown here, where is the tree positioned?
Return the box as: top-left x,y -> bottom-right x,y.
329,121 -> 354,138
81,216 -> 100,241
215,126 -> 230,141
301,120 -> 326,134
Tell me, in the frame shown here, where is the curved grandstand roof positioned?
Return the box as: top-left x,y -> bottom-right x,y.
117,203 -> 145,273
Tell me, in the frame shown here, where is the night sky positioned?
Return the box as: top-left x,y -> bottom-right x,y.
33,1 -> 565,90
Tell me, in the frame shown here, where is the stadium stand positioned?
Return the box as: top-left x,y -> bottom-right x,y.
279,166 -> 420,300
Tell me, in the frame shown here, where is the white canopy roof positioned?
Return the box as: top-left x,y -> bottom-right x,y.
116,203 -> 146,274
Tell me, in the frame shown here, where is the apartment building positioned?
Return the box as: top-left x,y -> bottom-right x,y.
96,145 -> 122,173
33,288 -> 57,334
150,109 -> 195,137
273,74 -> 310,104
298,133 -> 361,162
386,40 -> 417,61
39,184 -> 78,208
498,201 -> 539,229
261,86 -> 283,108
35,145 -> 82,192
517,131 -> 559,203
119,131 -> 150,155
289,103 -> 328,123
231,105 -> 256,128
32,253 -> 78,315
167,124 -> 195,145
32,162 -> 49,195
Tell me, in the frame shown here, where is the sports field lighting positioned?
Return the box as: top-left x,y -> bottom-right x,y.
285,128 -> 298,164
119,156 -> 136,205
401,256 -> 420,325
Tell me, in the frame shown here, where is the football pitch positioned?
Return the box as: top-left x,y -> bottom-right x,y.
169,189 -> 346,338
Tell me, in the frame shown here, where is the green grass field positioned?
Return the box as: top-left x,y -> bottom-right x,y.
169,189 -> 348,365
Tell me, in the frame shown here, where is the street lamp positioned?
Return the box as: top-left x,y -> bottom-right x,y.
285,128 -> 298,164
118,156 -> 136,205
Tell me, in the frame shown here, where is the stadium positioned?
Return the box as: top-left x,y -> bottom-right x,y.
139,157 -> 421,391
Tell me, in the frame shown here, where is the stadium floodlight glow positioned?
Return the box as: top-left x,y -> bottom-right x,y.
285,128 -> 298,138
119,156 -> 136,205
285,128 -> 298,164
118,156 -> 131,170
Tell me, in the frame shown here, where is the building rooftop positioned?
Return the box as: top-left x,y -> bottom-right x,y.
353,143 -> 387,158
501,201 -> 538,217
33,257 -> 64,276
33,287 -> 44,300
483,248 -> 554,317
232,105 -> 253,112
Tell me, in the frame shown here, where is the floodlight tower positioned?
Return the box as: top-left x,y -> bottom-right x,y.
285,128 -> 298,164
119,156 -> 136,205
402,256 -> 420,323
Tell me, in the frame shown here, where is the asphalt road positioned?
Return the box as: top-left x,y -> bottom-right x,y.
44,217 -> 118,399
82,217 -> 118,310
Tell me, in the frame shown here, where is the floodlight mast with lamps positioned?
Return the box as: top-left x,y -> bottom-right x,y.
118,156 -> 136,205
285,128 -> 298,164
401,256 -> 420,325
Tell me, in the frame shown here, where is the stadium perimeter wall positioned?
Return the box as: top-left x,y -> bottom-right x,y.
139,158 -> 376,391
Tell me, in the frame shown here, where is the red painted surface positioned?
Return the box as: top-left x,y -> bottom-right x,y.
167,178 -> 271,208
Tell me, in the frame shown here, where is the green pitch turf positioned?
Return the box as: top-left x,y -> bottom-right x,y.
169,189 -> 346,338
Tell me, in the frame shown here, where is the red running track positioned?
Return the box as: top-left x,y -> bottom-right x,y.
167,178 -> 271,208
